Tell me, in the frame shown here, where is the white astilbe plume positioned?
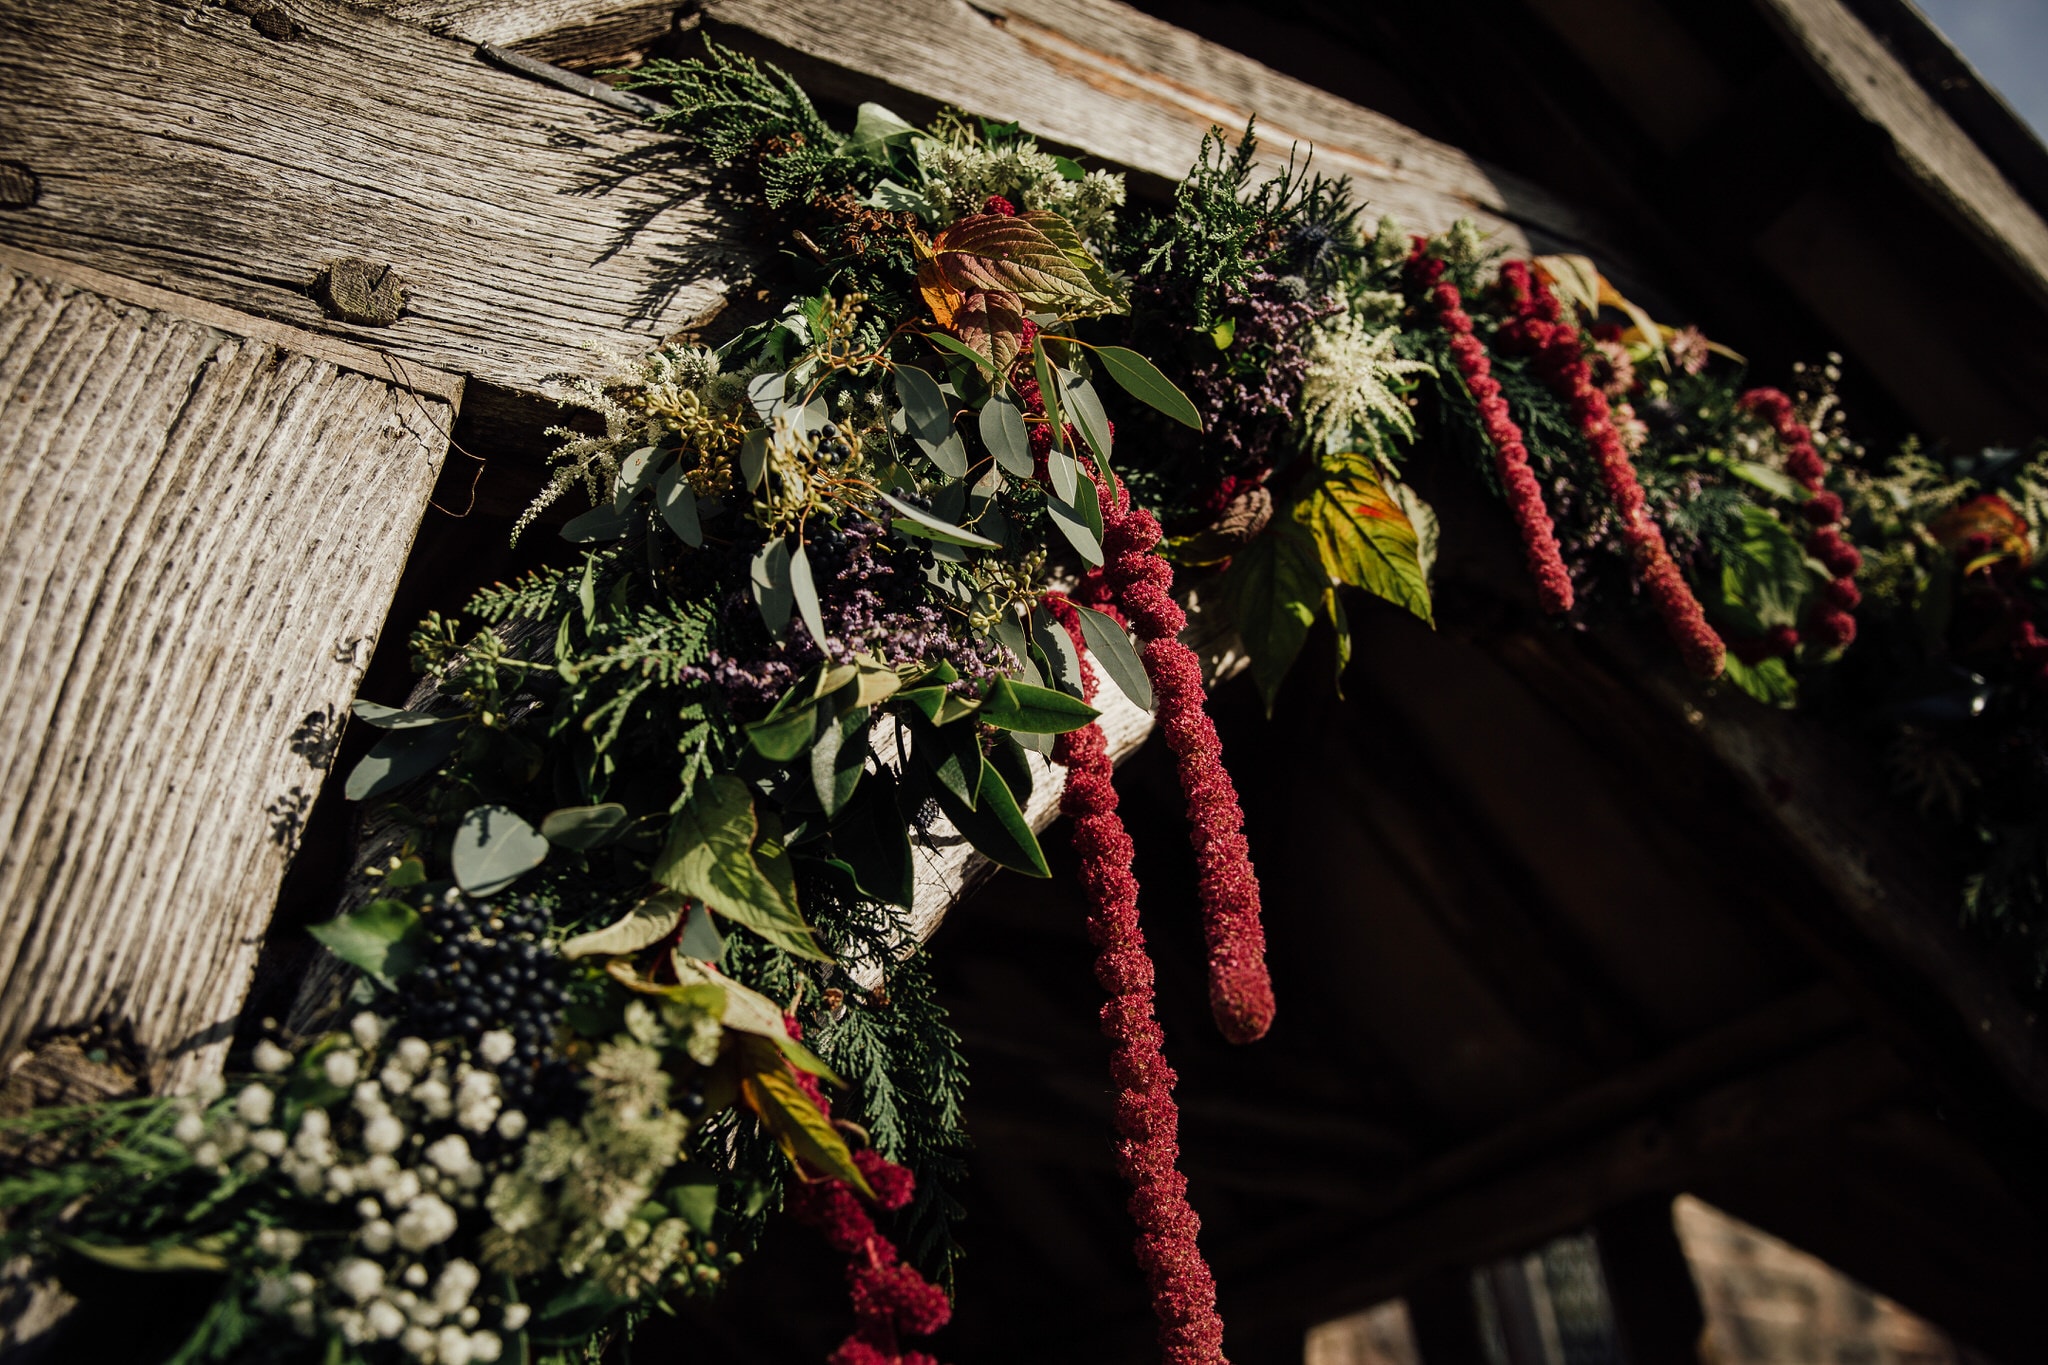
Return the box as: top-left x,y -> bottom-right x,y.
1299,315 -> 1435,450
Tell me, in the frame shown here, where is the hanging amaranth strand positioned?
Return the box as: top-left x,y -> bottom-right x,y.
1495,260 -> 1726,678
1407,248 -> 1575,616
1046,594 -> 1231,1365
1739,387 -> 1862,650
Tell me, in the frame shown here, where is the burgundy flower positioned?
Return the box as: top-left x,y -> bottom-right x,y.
1047,596 -> 1230,1365
1495,260 -> 1723,676
1407,251 -> 1574,615
1741,386 -> 1861,650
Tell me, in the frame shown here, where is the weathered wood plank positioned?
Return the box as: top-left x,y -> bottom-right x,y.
0,252 -> 453,1090
0,0 -> 746,402
1754,0 -> 2048,310
695,0 -> 1619,257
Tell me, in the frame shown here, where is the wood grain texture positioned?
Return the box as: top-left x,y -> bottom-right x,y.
1755,0 -> 2048,309
0,262 -> 450,1091
0,0 -> 748,402
697,0 -> 1618,257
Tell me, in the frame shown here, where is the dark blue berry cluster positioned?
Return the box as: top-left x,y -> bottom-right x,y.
406,891 -> 575,1114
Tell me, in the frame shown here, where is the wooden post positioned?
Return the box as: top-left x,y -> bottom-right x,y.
1593,1194 -> 1707,1365
1407,1268 -> 1491,1365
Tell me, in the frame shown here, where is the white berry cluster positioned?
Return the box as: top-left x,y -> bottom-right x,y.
172,1015 -> 534,1362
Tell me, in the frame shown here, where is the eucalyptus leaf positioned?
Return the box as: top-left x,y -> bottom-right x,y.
1092,344 -> 1202,429
847,101 -> 918,157
561,504 -> 632,544
561,890 -> 687,959
350,700 -> 447,731
740,428 -> 769,491
1058,367 -> 1114,479
1046,446 -> 1079,504
656,464 -> 703,546
1074,604 -> 1153,710
677,901 -> 726,963
894,365 -> 952,447
926,331 -> 999,379
879,491 -> 1000,548
614,445 -> 663,510
747,372 -> 787,424
979,391 -> 1035,476
1045,488 -> 1104,565
344,723 -> 460,802
746,705 -> 818,762
790,542 -> 829,646
540,803 -> 630,851
1030,605 -> 1084,693
452,805 -> 550,898
751,538 -> 795,640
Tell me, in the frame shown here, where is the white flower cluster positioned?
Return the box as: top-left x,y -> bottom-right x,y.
912,135 -> 1126,240
176,1019 -> 533,1363
1300,314 -> 1436,451
481,1030 -> 717,1298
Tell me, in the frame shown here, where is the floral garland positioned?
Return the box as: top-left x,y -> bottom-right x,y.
9,42 -> 2048,1365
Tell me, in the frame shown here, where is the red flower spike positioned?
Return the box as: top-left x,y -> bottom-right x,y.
781,1022 -> 951,1365
1090,485 -> 1276,1045
1047,596 -> 1230,1365
1495,260 -> 1723,676
1407,250 -> 1575,615
1741,386 -> 1863,645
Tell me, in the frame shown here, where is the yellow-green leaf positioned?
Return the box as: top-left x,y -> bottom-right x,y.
1295,451 -> 1433,625
561,890 -> 686,959
737,1036 -> 875,1198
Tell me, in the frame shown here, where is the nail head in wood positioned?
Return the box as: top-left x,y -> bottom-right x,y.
314,257 -> 408,326
0,161 -> 38,209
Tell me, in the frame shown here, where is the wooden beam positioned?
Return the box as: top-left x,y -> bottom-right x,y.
0,252 -> 452,1090
0,0 -> 743,402
1592,1194 -> 1707,1365
691,0 -> 1623,257
1216,1029 -> 1913,1336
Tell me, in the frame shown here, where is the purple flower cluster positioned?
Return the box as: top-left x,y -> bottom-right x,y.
699,521 -> 1004,712
1182,272 -> 1334,497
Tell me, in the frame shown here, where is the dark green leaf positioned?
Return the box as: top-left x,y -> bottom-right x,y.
926,330 -> 998,378
344,723 -> 459,802
835,770 -> 913,907
668,1173 -> 722,1235
911,711 -> 984,811
1721,653 -> 1799,708
614,445 -> 663,509
309,898 -> 424,986
979,391 -> 1035,477
1225,518 -> 1324,712
746,705 -> 818,762
654,775 -> 828,961
678,901 -> 726,962
879,491 -> 1000,548
979,676 -> 1099,733
657,464 -> 702,546
1092,345 -> 1202,429
928,760 -> 1048,877
894,365 -> 967,475
751,538 -> 794,640
452,805 -> 550,897
988,730 -> 1036,805
810,706 -> 869,817
540,803 -> 630,851
1074,605 -> 1153,711
1030,604 -> 1084,693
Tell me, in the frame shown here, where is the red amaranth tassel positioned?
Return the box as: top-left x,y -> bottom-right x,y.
1086,484 -> 1275,1045
1741,386 -> 1861,650
1407,251 -> 1575,615
1046,596 -> 1230,1365
782,1022 -> 951,1365
1497,260 -> 1724,677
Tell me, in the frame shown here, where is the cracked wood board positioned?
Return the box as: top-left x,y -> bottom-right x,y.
0,248 -> 454,1090
0,0 -> 749,402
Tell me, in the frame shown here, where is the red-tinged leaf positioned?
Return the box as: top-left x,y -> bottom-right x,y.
953,288 -> 1025,374
1295,450 -> 1433,625
925,214 -> 1113,317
